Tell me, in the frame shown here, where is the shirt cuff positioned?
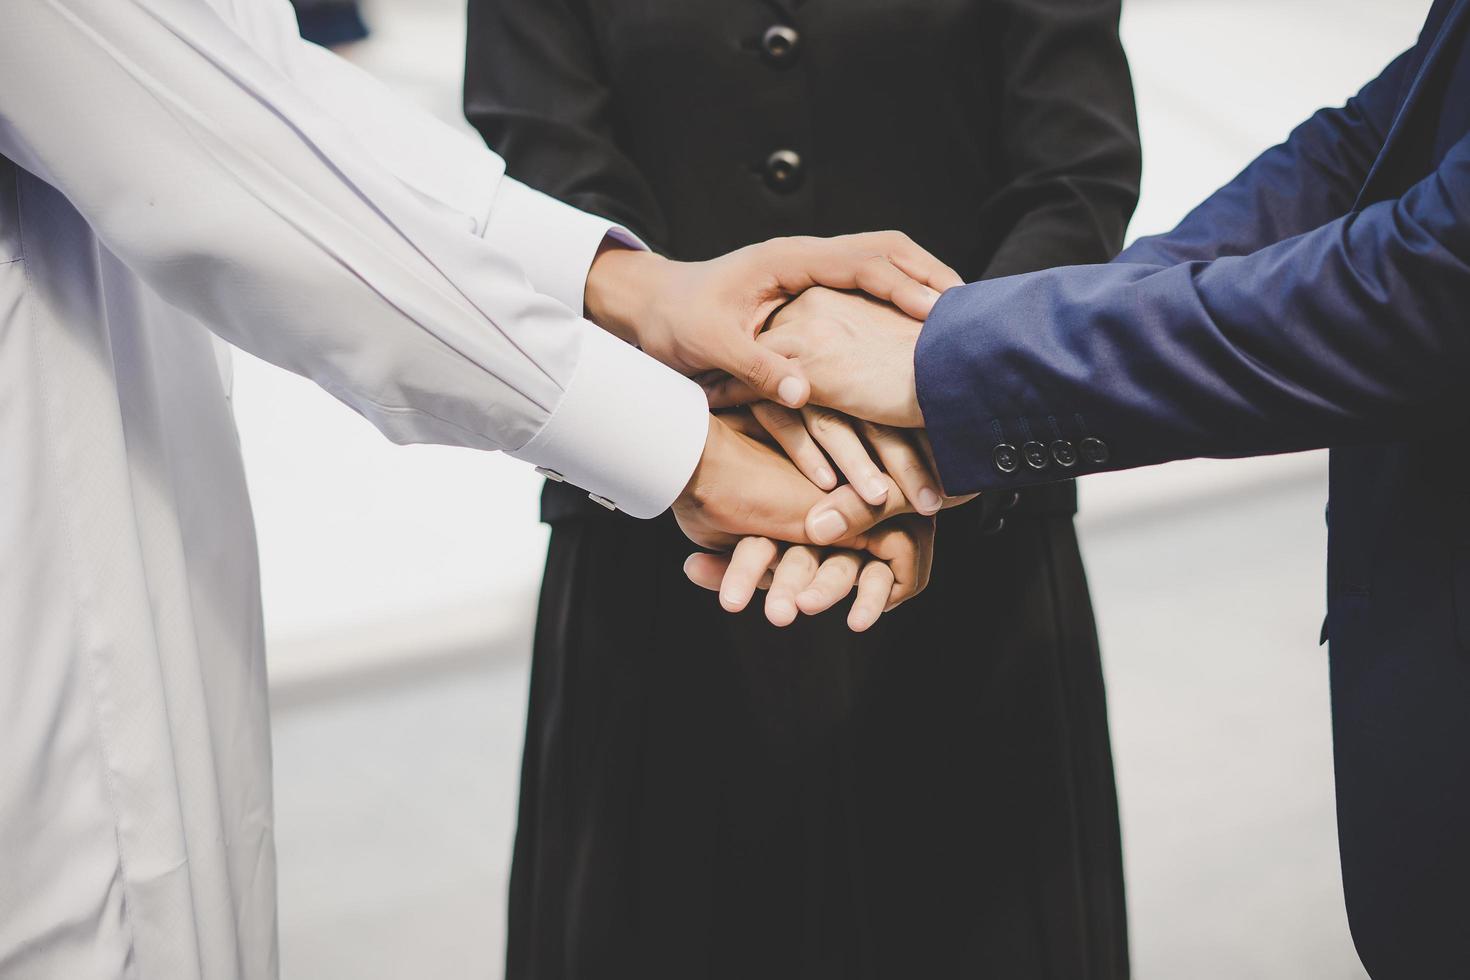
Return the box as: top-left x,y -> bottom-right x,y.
481,176 -> 646,315
510,324 -> 708,519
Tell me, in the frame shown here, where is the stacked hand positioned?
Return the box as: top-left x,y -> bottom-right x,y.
672,411 -> 941,630
584,234 -> 966,630
585,232 -> 955,411
705,287 -> 929,427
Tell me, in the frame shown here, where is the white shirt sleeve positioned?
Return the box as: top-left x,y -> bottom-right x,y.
0,0 -> 707,518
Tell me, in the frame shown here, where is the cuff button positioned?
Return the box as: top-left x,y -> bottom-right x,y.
1051,440 -> 1078,468
1079,437 -> 1111,465
587,493 -> 617,511
1022,441 -> 1051,471
992,443 -> 1020,474
535,467 -> 565,483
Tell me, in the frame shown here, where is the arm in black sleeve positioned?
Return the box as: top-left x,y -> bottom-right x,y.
464,0 -> 669,249
974,0 -> 1143,279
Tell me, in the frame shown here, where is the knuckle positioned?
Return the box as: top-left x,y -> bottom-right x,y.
744,356 -> 774,391
766,411 -> 803,433
858,256 -> 896,287
809,409 -> 844,433
689,480 -> 718,513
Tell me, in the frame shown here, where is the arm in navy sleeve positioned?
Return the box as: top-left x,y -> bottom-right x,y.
916,126 -> 1470,494
1119,47 -> 1414,267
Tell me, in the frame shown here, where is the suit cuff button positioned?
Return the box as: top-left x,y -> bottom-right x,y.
1022,441 -> 1051,471
1051,440 -> 1078,468
1080,437 -> 1111,465
992,443 -> 1020,474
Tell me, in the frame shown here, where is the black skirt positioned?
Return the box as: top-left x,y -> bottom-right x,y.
506,495 -> 1127,980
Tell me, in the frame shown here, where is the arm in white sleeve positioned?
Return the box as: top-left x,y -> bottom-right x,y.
265,16 -> 642,312
0,0 -> 705,517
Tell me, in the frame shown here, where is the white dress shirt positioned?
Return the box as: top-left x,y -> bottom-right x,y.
0,0 -> 706,977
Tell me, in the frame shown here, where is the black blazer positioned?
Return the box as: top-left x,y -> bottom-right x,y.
465,0 -> 1141,521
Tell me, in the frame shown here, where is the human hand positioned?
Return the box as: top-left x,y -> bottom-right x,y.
674,415 -> 939,623
672,413 -> 830,552
721,404 -> 948,516
683,516 -> 935,632
674,412 -> 927,543
584,234 -> 961,410
705,287 -> 928,427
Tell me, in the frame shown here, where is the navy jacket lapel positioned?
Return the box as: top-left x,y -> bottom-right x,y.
1356,0 -> 1469,206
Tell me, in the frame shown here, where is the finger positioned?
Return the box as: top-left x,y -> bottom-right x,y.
907,431 -> 984,510
764,546 -> 821,627
804,480 -> 916,546
756,234 -> 962,321
873,232 -> 965,292
851,254 -> 951,322
715,408 -> 776,445
914,518 -> 936,597
704,326 -> 807,409
684,551 -> 777,594
848,561 -> 896,632
752,402 -> 837,490
796,550 -> 863,617
867,516 -> 932,611
703,375 -> 763,410
861,421 -> 943,515
718,537 -> 780,613
683,552 -> 731,592
801,407 -> 889,505
721,335 -> 808,409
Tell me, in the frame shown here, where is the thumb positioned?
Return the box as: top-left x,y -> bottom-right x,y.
703,374 -> 764,410
724,337 -> 809,409
804,480 -> 918,546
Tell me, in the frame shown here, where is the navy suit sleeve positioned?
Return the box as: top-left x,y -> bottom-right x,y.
916,126 -> 1470,495
1118,48 -> 1414,268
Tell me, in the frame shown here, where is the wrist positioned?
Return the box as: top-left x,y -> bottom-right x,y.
584,238 -> 671,347
902,360 -> 923,429
680,415 -> 723,506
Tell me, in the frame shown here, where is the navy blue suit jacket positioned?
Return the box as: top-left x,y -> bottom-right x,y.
916,1 -> 1470,974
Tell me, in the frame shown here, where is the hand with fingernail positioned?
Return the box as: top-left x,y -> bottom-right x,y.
584,233 -> 961,411
703,287 -> 936,427
674,410 -> 967,630
713,404 -> 957,523
684,282 -> 979,629
683,516 -> 934,634
594,236 -> 964,631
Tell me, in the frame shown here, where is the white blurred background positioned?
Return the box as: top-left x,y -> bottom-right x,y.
248,1 -> 1432,976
